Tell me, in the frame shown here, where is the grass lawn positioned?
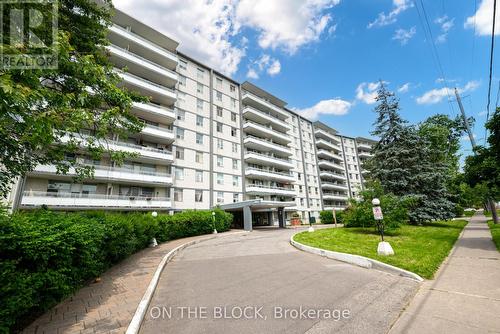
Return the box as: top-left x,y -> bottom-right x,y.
294,220 -> 467,279
487,221 -> 500,252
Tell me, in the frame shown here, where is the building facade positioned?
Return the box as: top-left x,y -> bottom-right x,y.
9,8 -> 376,229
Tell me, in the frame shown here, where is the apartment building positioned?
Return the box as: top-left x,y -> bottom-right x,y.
8,8 -> 375,230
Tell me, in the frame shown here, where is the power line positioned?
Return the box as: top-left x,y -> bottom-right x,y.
412,0 -> 455,113
485,0 -> 497,139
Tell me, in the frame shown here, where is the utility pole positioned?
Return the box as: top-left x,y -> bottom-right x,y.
455,88 -> 499,224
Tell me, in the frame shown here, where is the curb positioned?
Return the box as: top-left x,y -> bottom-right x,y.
126,230 -> 249,334
290,234 -> 424,282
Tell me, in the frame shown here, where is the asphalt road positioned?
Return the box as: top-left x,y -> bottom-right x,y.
140,227 -> 418,334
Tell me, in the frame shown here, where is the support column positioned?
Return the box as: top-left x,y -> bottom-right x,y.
267,211 -> 272,226
243,206 -> 253,231
278,207 -> 285,228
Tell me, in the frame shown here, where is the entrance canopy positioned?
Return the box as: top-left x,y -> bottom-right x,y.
220,199 -> 295,231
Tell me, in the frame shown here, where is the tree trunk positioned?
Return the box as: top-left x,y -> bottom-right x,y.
489,198 -> 499,224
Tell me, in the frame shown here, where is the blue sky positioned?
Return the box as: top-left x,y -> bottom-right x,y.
117,0 -> 499,153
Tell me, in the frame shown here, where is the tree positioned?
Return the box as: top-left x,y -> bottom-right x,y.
366,83 -> 455,223
464,107 -> 500,223
0,0 -> 145,198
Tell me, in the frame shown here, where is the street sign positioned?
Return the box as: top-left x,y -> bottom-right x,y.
373,206 -> 384,220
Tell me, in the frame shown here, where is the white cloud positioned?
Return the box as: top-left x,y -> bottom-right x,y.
398,82 -> 411,93
235,0 -> 340,54
356,81 -> 382,104
416,81 -> 480,105
246,54 -> 281,79
435,15 -> 454,43
392,26 -> 416,45
465,0 -> 500,36
368,0 -> 413,28
296,99 -> 352,120
116,0 -> 339,76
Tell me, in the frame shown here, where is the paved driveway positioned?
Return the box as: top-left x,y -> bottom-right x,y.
141,227 -> 418,334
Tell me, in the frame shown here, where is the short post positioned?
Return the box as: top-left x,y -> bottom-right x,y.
333,209 -> 337,228
212,211 -> 218,234
372,198 -> 393,256
308,211 -> 314,232
150,211 -> 158,247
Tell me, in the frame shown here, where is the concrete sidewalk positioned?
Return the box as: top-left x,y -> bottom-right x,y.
390,212 -> 500,334
21,232 -> 239,334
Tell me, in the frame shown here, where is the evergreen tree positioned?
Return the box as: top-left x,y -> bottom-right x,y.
366,83 -> 455,223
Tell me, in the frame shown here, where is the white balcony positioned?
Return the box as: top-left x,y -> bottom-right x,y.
316,139 -> 342,152
21,191 -> 172,210
318,159 -> 345,172
320,171 -> 346,181
244,135 -> 292,157
243,121 -> 291,145
358,151 -> 373,158
60,133 -> 173,165
357,142 -> 373,150
314,128 -> 341,143
107,45 -> 177,88
246,185 -> 296,197
140,124 -> 175,144
317,149 -> 343,161
244,151 -> 295,170
31,165 -> 172,186
116,70 -> 177,106
245,167 -> 295,183
322,193 -> 349,201
321,182 -> 348,191
108,24 -> 178,70
241,92 -> 289,120
132,102 -> 176,124
242,106 -> 291,133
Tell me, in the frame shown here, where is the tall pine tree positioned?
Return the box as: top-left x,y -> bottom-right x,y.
366,82 -> 455,223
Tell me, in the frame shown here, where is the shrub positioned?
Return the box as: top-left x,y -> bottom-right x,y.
454,204 -> 465,218
0,208 -> 232,332
319,210 -> 344,224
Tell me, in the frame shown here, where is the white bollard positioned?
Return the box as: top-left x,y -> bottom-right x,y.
308,226 -> 315,233
377,241 -> 394,255
149,238 -> 158,248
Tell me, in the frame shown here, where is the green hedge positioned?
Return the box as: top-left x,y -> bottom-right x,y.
319,210 -> 344,224
0,208 -> 232,332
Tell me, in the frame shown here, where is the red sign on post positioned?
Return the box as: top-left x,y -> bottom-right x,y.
373,206 -> 384,220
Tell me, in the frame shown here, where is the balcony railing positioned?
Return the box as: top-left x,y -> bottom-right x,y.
244,120 -> 289,137
115,69 -> 177,94
242,91 -> 289,120
245,150 -> 292,163
110,24 -> 177,59
107,45 -> 177,77
245,167 -> 293,178
245,134 -> 291,151
23,191 -> 170,201
247,184 -> 295,191
242,106 -> 290,130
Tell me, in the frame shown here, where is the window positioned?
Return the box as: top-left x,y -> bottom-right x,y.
177,91 -> 186,103
232,176 -> 239,187
179,59 -> 187,70
174,188 -> 183,202
195,190 -> 203,202
217,173 -> 224,185
233,193 -> 239,203
231,112 -> 237,122
216,122 -> 223,133
197,68 -> 204,79
216,77 -> 223,87
195,170 -> 203,182
232,159 -> 238,170
178,75 -> 186,86
196,133 -> 203,145
197,83 -> 203,94
216,106 -> 223,117
217,191 -> 224,204
174,167 -> 184,180
197,98 -> 203,111
216,91 -> 222,102
176,128 -> 184,140
175,147 -> 184,160
231,127 -> 237,137
231,98 -> 236,108
217,155 -> 223,167
298,173 -> 301,180
196,115 -> 203,126
230,84 -> 236,92
195,151 -> 203,163
217,138 -> 224,149
176,110 -> 185,121
232,143 -> 238,153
